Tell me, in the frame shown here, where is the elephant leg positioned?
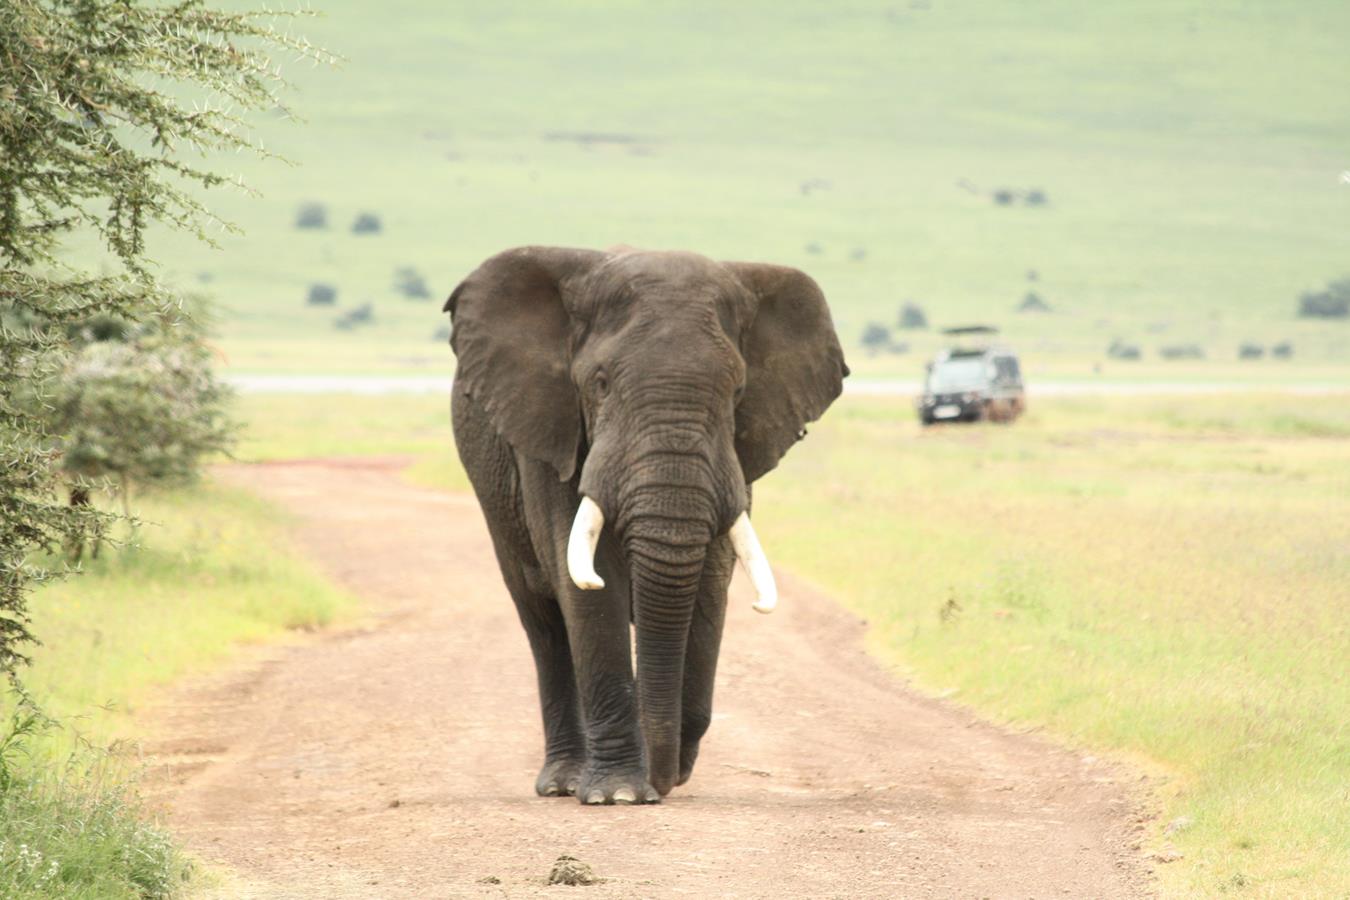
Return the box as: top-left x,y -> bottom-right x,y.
509,584 -> 587,797
455,394 -> 586,796
679,534 -> 734,786
560,587 -> 659,804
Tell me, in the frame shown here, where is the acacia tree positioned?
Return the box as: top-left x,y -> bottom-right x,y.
54,314 -> 238,529
0,0 -> 329,675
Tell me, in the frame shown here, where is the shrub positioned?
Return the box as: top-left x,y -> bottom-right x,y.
862,322 -> 892,355
991,188 -> 1048,207
1018,291 -> 1051,313
393,266 -> 432,300
351,212 -> 383,235
1107,339 -> 1141,360
1,694 -> 188,899
864,322 -> 907,353
307,283 -> 337,306
1238,343 -> 1265,360
1159,343 -> 1205,360
804,241 -> 823,255
1271,341 -> 1294,359
294,202 -> 327,230
334,303 -> 375,330
1297,279 -> 1350,318
45,323 -> 237,521
849,247 -> 868,262
898,302 -> 928,330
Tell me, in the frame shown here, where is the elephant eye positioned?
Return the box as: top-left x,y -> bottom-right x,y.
593,370 -> 609,397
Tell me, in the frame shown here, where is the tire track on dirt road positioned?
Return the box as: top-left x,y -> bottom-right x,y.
145,459 -> 1152,898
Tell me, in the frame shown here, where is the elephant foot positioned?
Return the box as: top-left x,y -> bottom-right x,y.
577,767 -> 661,805
535,758 -> 584,797
677,739 -> 700,786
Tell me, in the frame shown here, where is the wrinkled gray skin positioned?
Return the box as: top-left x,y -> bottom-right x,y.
446,247 -> 847,804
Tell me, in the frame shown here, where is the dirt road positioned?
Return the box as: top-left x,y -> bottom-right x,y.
146,459 -> 1151,898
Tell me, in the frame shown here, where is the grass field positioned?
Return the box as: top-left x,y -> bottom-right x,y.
17,481 -> 357,737
238,390 -> 1350,897
757,395 -> 1350,897
116,0 -> 1350,377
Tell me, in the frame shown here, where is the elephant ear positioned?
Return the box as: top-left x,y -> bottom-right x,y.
725,262 -> 849,483
445,247 -> 605,481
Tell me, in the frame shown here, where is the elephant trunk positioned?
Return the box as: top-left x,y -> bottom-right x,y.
626,524 -> 707,796
578,407 -> 749,796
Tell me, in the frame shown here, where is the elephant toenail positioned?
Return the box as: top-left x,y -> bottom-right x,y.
542,783 -> 559,796
612,787 -> 636,803
585,790 -> 605,805
644,789 -> 661,803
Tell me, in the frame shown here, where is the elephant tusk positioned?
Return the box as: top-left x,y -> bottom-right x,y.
728,512 -> 778,614
567,496 -> 606,590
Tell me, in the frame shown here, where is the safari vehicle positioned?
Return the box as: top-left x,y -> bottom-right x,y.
917,327 -> 1025,425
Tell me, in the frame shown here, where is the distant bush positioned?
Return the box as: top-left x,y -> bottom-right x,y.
1018,291 -> 1051,313
47,324 -> 236,520
1107,339 -> 1141,361
849,247 -> 868,261
898,301 -> 928,330
394,266 -> 432,300
861,322 -> 892,355
858,323 -> 909,356
307,283 -> 337,306
432,323 -> 452,343
990,188 -> 1049,207
351,212 -> 383,235
295,202 -> 327,230
1159,343 -> 1205,360
1297,278 -> 1350,318
804,241 -> 823,255
1271,341 -> 1294,359
334,303 -> 375,330
1238,343 -> 1265,360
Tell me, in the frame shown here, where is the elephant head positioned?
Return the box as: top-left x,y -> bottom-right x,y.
445,246 -> 846,794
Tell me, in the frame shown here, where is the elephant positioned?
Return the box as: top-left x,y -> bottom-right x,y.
444,246 -> 847,804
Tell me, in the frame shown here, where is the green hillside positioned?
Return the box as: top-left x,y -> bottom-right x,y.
145,1 -> 1350,376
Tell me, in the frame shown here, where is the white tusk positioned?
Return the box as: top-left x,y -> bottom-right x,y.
567,496 -> 606,590
728,512 -> 778,614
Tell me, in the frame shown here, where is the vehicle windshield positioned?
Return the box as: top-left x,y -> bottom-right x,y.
927,358 -> 988,393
